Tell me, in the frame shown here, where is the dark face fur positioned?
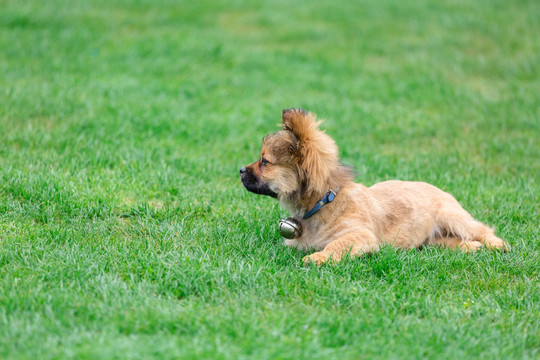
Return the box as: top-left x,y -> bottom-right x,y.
240,130 -> 300,199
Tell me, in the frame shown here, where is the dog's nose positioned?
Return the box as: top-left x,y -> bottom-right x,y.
240,167 -> 247,175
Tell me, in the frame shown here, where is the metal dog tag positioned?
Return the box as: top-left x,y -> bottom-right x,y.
279,217 -> 302,239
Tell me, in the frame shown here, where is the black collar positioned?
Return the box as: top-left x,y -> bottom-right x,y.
303,188 -> 339,219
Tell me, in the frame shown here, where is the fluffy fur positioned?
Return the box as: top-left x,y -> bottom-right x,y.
240,108 -> 509,265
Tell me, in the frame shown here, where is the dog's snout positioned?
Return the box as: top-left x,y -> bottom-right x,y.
240,167 -> 247,175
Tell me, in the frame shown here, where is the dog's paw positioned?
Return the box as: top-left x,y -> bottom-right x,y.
458,241 -> 483,253
501,242 -> 511,252
303,252 -> 328,266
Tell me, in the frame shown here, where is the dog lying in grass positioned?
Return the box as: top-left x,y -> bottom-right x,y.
240,108 -> 509,265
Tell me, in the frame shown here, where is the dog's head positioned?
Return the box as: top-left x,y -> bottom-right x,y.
240,109 -> 350,204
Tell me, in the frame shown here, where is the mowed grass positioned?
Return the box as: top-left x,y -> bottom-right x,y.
0,0 -> 539,358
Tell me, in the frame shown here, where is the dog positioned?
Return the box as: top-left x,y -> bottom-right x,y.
240,108 -> 509,265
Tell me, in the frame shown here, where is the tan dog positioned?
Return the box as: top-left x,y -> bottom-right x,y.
240,108 -> 509,265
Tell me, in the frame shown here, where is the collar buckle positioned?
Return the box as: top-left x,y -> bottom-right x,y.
303,187 -> 339,219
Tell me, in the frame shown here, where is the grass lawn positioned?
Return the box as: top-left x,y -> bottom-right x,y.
1,0 -> 539,358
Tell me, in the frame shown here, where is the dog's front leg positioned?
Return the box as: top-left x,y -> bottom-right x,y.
303,230 -> 379,266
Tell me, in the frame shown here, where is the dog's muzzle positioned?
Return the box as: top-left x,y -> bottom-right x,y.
239,167 -> 278,198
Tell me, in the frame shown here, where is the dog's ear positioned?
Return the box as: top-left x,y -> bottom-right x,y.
282,108 -> 321,143
282,108 -> 341,196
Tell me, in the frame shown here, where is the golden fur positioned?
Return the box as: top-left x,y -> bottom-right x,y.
240,108 -> 509,265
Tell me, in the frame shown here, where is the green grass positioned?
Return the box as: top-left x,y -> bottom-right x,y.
1,0 -> 539,358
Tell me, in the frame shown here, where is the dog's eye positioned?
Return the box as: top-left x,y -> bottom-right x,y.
261,158 -> 270,166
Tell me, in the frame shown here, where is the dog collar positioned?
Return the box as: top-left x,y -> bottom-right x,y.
303,188 -> 339,219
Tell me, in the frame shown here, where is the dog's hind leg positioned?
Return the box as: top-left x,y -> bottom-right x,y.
434,204 -> 510,252
429,236 -> 483,252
